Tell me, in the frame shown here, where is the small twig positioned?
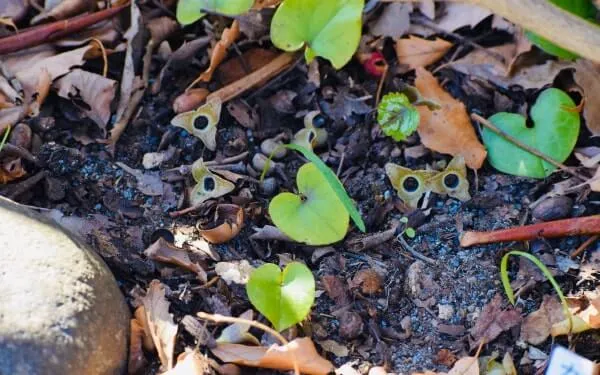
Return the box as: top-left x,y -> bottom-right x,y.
471,113 -> 589,181
397,236 -> 436,264
461,215 -> 600,247
570,235 -> 599,259
196,312 -> 300,375
0,4 -> 128,54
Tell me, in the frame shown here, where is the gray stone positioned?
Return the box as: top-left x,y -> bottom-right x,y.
0,197 -> 130,375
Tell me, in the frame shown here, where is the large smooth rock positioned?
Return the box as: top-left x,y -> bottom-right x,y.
0,197 -> 130,375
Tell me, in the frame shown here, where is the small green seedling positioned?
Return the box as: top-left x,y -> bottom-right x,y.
0,126 -> 11,153
246,262 -> 315,332
270,0 -> 364,69
377,87 -> 440,142
399,217 -> 415,239
500,250 -> 572,330
482,88 -> 580,178
525,0 -> 596,60
176,0 -> 253,25
264,144 -> 365,245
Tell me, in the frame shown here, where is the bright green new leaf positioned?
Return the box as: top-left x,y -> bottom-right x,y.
525,0 -> 597,59
246,262 -> 315,332
270,163 -> 350,245
270,0 -> 364,69
176,0 -> 253,26
482,88 -> 580,178
377,93 -> 420,142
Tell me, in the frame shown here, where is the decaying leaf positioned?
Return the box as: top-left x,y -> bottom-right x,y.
198,20 -> 241,83
116,162 -> 166,196
211,337 -> 334,375
369,3 -> 411,38
318,339 -> 349,358
413,356 -> 479,375
520,295 -> 564,345
414,67 -> 487,169
144,238 -> 207,282
573,60 -> 600,136
350,268 -> 383,295
552,292 -> 600,336
142,280 -> 178,371
198,203 -> 244,244
434,3 -> 491,33
128,318 -> 148,374
395,36 -> 453,70
54,69 -> 117,131
216,310 -> 260,345
214,260 -> 254,285
469,295 -> 522,349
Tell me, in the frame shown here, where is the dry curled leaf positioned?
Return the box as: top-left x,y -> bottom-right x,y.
395,36 -> 453,70
198,204 -> 244,244
350,268 -> 383,295
163,350 -> 211,375
469,295 -> 522,349
142,280 -> 178,371
520,295 -> 564,345
552,293 -> 600,336
214,260 -> 254,285
144,238 -> 207,282
31,0 -> 94,24
415,67 -> 487,169
573,60 -> 600,136
211,337 -> 334,375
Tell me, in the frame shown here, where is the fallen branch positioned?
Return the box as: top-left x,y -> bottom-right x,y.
0,4 -> 128,55
460,215 -> 600,247
471,113 -> 589,181
391,0 -> 600,63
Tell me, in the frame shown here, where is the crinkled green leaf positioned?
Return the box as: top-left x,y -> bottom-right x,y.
270,163 -> 350,245
176,0 -> 253,26
270,0 -> 364,69
246,262 -> 315,332
482,88 -> 579,178
525,0 -> 597,59
377,93 -> 420,142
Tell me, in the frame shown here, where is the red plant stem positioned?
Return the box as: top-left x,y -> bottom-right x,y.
0,4 -> 128,55
460,215 -> 600,247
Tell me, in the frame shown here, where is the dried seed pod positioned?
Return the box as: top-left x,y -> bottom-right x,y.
385,163 -> 436,208
190,159 -> 235,206
171,97 -> 221,150
293,111 -> 328,150
198,204 -> 244,244
426,156 -> 470,202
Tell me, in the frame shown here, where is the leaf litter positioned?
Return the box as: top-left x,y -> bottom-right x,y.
3,0 -> 600,374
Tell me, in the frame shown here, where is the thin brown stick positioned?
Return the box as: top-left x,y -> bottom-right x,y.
196,312 -> 300,375
471,113 -> 589,181
460,215 -> 600,247
206,52 -> 297,104
0,4 -> 128,55
570,235 -> 599,259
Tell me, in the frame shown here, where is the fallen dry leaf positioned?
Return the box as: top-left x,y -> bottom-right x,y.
395,36 -> 453,70
214,260 -> 254,285
520,295 -> 564,345
216,310 -> 260,345
31,0 -> 94,24
211,337 -> 334,375
434,3 -> 491,33
198,20 -> 241,83
217,48 -> 279,86
573,60 -> 600,136
350,268 -> 383,295
413,355 -> 479,375
414,67 -> 487,169
128,318 -> 147,374
0,0 -> 28,22
552,292 -> 600,336
469,295 -> 522,349
54,69 -> 117,132
117,162 -> 165,196
26,68 -> 51,118
142,280 -> 178,371
318,339 -> 349,358
163,350 -> 211,375
369,3 -> 412,38
144,238 -> 207,282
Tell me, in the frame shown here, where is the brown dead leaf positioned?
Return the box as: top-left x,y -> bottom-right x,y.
54,69 -> 117,131
163,350 -> 211,375
211,337 -> 334,375
153,36 -> 211,93
413,355 -> 479,375
144,238 -> 207,282
142,280 -> 178,371
434,3 -> 491,32
552,292 -> 600,336
321,275 -> 350,307
350,268 -> 383,295
217,48 -> 279,86
434,349 -> 457,367
318,339 -> 349,358
414,67 -> 487,169
128,318 -> 147,375
26,68 -> 50,118
395,36 -> 453,70
520,295 -> 564,345
198,20 -> 241,83
469,295 -> 522,349
0,0 -> 28,22
369,3 -> 411,38
573,60 -> 600,136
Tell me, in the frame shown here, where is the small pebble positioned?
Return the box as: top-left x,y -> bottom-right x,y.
532,196 -> 573,221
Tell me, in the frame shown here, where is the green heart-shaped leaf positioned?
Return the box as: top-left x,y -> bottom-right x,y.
270,0 -> 364,69
246,262 -> 315,332
482,88 -> 580,178
525,0 -> 596,60
269,162 -> 349,245
176,0 -> 253,26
